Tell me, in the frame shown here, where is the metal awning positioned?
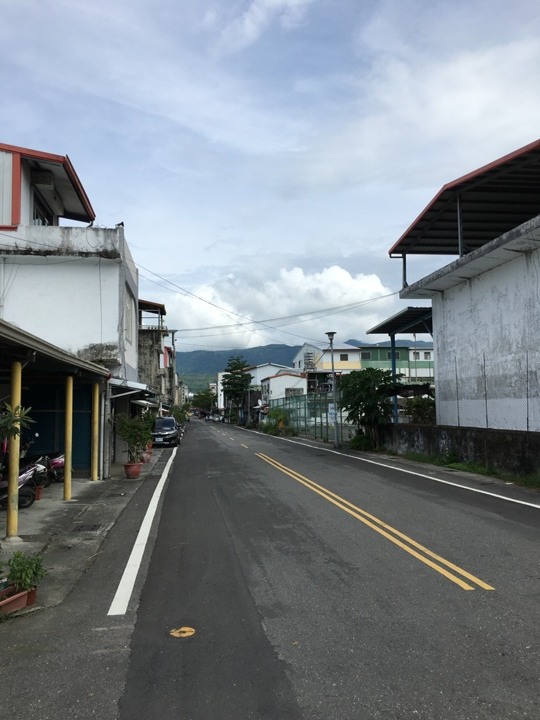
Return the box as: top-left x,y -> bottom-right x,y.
0,318 -> 109,382
389,138 -> 540,258
109,378 -> 157,402
367,307 -> 433,337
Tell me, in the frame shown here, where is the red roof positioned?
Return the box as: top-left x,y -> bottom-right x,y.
389,139 -> 540,257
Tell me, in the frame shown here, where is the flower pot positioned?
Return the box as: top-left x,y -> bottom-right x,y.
0,586 -> 29,614
123,462 -> 142,479
26,587 -> 37,606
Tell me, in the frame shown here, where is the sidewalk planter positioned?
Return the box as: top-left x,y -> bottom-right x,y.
115,414 -> 153,476
3,551 -> 46,614
0,586 -> 30,614
123,462 -> 142,479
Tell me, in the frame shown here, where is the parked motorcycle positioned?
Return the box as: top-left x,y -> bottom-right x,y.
0,464 -> 38,509
25,454 -> 56,487
49,453 -> 65,482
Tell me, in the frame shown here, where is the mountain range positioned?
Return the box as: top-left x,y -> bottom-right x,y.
176,340 -> 432,377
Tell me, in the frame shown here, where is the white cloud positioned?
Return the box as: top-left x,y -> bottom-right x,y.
217,0 -> 315,53
2,0 -> 540,354
142,265 -> 403,351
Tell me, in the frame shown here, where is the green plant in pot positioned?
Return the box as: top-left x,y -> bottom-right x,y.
0,403 -> 35,478
115,414 -> 152,477
1,551 -> 47,609
7,551 -> 46,592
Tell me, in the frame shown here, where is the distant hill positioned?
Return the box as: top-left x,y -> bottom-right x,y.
176,344 -> 301,376
176,339 -> 433,385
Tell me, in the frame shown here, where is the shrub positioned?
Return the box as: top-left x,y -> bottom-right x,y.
7,551 -> 46,591
349,433 -> 374,451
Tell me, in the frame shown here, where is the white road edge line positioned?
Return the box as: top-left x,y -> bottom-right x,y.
107,449 -> 177,616
242,428 -> 540,510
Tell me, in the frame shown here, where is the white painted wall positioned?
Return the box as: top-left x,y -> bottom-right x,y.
434,250 -> 540,431
0,225 -> 139,380
247,364 -> 292,386
264,373 -> 307,401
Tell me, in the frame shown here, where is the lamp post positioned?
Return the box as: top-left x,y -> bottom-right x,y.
325,331 -> 339,448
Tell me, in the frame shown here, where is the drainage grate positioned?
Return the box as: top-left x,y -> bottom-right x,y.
73,523 -> 101,532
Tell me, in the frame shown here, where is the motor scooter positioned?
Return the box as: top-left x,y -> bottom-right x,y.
0,464 -> 38,509
49,453 -> 65,482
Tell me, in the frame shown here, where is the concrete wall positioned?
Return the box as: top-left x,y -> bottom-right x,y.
434,248 -> 540,431
382,423 -> 540,476
0,225 -> 139,380
264,373 -> 307,401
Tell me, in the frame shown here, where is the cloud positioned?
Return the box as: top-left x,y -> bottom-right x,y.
140,264 -> 407,351
3,0 -> 539,356
216,0 -> 315,53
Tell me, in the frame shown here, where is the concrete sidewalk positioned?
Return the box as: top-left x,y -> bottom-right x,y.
0,451 -> 166,613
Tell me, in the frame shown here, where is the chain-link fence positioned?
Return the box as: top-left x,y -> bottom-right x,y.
268,393 -> 358,444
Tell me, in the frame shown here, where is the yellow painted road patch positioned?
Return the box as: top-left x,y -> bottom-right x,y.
170,627 -> 196,638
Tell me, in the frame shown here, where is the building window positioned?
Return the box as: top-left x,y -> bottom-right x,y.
32,192 -> 53,226
424,352 -> 431,360
340,354 -> 348,361
361,351 -> 371,360
387,351 -> 400,360
413,351 -> 420,360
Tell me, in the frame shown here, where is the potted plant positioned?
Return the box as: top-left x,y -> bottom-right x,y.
0,403 -> 35,476
0,551 -> 46,614
115,414 -> 152,479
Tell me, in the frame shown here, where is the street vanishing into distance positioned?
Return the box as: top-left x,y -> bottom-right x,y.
3,420 -> 540,719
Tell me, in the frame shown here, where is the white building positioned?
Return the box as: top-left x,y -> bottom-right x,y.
291,342 -> 361,373
0,141 -> 144,473
391,139 -> 540,431
0,143 -> 138,381
261,372 -> 307,404
245,363 -> 293,387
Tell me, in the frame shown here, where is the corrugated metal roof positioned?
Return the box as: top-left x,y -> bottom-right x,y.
389,139 -> 540,257
367,307 -> 432,336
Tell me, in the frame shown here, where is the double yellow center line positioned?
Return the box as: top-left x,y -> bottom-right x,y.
256,453 -> 494,592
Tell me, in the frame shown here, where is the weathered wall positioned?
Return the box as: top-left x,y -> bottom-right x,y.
434,244 -> 540,431
0,225 -> 139,380
382,423 -> 540,475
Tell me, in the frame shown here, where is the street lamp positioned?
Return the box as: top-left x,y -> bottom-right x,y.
325,331 -> 339,448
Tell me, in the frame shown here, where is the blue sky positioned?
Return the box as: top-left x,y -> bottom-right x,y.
2,0 -> 540,350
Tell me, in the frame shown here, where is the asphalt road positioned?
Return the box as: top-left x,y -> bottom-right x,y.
121,421 -> 539,720
2,421 -> 538,719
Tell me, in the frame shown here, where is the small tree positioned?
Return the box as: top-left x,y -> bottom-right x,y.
221,356 -> 252,424
263,407 -> 291,436
0,403 -> 35,441
192,388 -> 215,413
115,414 -> 152,463
339,368 -> 396,448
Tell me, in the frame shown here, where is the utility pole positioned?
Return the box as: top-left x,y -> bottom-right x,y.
325,331 -> 339,448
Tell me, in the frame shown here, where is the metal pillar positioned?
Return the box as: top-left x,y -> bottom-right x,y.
5,361 -> 22,538
391,334 -> 399,423
91,382 -> 100,481
64,375 -> 73,500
